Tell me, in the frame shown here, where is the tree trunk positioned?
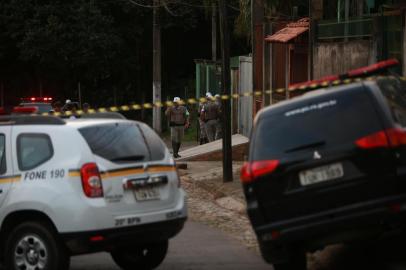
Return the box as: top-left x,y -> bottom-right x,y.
212,2 -> 217,61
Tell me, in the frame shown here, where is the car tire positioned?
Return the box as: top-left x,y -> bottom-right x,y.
4,221 -> 70,270
273,249 -> 306,270
111,240 -> 169,270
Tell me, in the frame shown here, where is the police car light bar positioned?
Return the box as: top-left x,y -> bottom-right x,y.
289,59 -> 400,90
21,97 -> 53,103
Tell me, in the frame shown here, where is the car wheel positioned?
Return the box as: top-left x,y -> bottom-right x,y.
4,221 -> 70,270
273,249 -> 306,270
111,240 -> 169,270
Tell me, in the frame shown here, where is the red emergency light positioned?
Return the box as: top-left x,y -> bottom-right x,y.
289,59 -> 400,90
0,108 -> 5,115
12,107 -> 38,114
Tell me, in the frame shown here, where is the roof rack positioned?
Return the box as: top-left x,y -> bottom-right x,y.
289,59 -> 400,92
0,115 -> 65,125
80,112 -> 126,120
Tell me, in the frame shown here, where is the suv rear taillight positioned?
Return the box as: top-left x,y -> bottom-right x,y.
81,163 -> 104,198
356,128 -> 406,149
241,160 -> 279,184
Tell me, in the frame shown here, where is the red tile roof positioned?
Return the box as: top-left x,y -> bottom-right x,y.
265,18 -> 309,43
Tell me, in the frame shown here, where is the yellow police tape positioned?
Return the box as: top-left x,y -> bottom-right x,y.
42,75 -> 406,117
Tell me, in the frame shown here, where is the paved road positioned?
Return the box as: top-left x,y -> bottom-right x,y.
69,221 -> 406,270
71,221 -> 272,270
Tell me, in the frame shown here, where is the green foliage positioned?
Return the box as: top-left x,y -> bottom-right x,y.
0,0 -> 151,104
234,0 -> 251,39
0,0 -> 250,111
234,0 -> 309,39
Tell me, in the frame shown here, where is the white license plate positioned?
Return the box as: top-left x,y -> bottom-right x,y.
299,163 -> 344,186
133,187 -> 161,201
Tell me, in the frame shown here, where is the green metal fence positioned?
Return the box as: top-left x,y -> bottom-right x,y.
195,60 -> 221,99
317,18 -> 373,40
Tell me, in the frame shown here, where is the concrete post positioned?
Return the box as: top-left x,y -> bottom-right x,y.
152,0 -> 162,133
285,45 -> 289,100
196,63 -> 201,99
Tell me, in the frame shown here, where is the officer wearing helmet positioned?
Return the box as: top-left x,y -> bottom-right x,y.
165,97 -> 190,158
200,92 -> 220,142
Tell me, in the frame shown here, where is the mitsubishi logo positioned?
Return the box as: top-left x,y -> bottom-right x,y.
313,151 -> 322,160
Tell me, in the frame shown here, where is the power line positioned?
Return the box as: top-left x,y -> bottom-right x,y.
127,0 -> 160,8
126,0 -> 239,11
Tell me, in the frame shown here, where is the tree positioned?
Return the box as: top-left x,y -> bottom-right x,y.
0,0 -> 250,114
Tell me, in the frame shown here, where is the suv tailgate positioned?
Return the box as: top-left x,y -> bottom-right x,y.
250,86 -> 399,223
79,122 -> 179,214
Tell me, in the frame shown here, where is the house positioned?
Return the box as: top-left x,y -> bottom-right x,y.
254,0 -> 406,109
311,0 -> 406,78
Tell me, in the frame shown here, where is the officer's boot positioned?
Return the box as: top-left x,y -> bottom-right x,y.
176,143 -> 182,158
172,141 -> 178,158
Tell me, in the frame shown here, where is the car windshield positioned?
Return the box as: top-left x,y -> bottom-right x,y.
20,103 -> 53,113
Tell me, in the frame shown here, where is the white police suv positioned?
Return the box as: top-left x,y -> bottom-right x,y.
0,115 -> 187,270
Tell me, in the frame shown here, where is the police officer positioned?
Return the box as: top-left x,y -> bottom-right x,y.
200,92 -> 220,142
82,103 -> 90,114
165,97 -> 190,158
214,94 -> 222,140
51,101 -> 62,113
198,101 -> 208,145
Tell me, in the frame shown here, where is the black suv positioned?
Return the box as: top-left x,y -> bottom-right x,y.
242,76 -> 406,269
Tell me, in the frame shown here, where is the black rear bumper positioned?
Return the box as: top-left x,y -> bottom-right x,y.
251,194 -> 406,250
61,218 -> 186,255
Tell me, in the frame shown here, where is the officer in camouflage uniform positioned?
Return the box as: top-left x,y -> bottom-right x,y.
198,101 -> 208,145
200,92 -> 220,142
165,97 -> 190,158
214,94 -> 222,140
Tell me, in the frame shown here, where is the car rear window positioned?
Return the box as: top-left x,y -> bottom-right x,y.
377,78 -> 406,127
252,88 -> 382,160
79,123 -> 151,163
138,123 -> 166,161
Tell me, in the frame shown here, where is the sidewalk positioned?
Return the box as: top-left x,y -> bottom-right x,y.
163,139 -> 199,153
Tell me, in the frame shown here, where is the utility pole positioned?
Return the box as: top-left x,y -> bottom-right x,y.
78,82 -> 82,108
252,0 -> 264,115
212,2 -> 217,61
153,0 -> 162,133
39,79 -> 43,97
219,0 -> 233,182
0,82 -> 4,107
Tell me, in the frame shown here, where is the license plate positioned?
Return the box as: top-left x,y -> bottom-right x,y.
133,187 -> 161,201
299,163 -> 344,186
